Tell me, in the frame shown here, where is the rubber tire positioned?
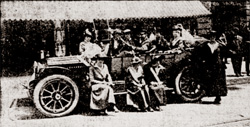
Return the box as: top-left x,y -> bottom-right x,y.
33,74 -> 79,117
175,67 -> 205,102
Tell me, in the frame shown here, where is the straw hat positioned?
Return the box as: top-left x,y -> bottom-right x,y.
113,29 -> 122,34
123,29 -> 131,34
84,29 -> 92,37
172,25 -> 182,31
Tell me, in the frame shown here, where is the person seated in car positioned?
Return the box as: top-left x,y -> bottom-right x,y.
165,25 -> 184,54
79,29 -> 102,58
176,23 -> 195,45
108,29 -> 123,56
125,57 -> 153,112
116,29 -> 137,56
89,54 -> 120,115
153,31 -> 170,53
134,30 -> 156,54
143,56 -> 166,111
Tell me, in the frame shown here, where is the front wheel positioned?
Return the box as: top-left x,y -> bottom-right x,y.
175,67 -> 205,102
33,75 -> 79,117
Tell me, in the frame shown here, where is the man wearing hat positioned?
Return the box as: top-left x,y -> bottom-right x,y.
153,31 -> 169,53
228,27 -> 244,77
125,57 -> 151,112
115,29 -> 136,56
108,29 -> 123,56
134,29 -> 156,54
79,29 -> 102,58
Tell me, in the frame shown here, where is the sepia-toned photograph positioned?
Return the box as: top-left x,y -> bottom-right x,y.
1,1 -> 250,127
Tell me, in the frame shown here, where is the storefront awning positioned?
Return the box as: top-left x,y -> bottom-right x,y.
1,1 -> 211,22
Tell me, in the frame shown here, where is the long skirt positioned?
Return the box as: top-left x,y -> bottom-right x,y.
126,87 -> 149,109
200,66 -> 227,97
148,84 -> 165,107
90,84 -> 116,110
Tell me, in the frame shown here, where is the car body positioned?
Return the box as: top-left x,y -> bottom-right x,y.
27,38 -> 208,117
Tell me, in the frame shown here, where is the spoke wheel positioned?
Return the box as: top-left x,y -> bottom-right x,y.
175,67 -> 205,102
33,75 -> 79,117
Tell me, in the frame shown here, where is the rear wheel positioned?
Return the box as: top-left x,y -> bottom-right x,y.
175,67 -> 205,102
33,75 -> 79,117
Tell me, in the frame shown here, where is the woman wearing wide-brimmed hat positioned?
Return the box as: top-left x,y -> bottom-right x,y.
143,56 -> 166,111
89,54 -> 120,115
125,57 -> 152,112
79,29 -> 102,58
108,29 -> 123,56
192,30 -> 227,104
166,25 -> 185,53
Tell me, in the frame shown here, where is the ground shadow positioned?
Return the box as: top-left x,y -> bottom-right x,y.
227,86 -> 242,91
10,92 -> 213,120
8,97 -> 47,120
200,101 -> 217,105
227,74 -> 237,77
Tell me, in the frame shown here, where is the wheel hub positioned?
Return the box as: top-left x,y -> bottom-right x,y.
54,92 -> 61,100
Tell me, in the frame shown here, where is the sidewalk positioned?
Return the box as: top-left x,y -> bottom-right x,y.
225,59 -> 250,85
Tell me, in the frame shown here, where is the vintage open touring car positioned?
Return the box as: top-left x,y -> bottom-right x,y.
27,41 -> 209,117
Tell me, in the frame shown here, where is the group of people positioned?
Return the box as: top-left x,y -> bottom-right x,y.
225,27 -> 249,77
79,24 -> 232,115
79,24 -> 193,59
88,53 -> 167,115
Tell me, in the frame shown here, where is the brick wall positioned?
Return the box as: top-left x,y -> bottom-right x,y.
196,1 -> 212,36
196,16 -> 212,36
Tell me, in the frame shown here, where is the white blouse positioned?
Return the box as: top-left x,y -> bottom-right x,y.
79,41 -> 102,58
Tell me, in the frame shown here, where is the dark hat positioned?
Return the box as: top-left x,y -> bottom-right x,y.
151,55 -> 165,64
113,29 -> 122,34
209,30 -> 217,37
101,39 -> 111,42
140,29 -> 147,34
172,25 -> 182,31
91,53 -> 107,60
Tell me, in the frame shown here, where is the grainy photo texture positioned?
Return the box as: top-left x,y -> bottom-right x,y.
1,1 -> 250,127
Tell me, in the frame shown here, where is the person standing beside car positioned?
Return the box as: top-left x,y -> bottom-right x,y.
193,30 -> 227,104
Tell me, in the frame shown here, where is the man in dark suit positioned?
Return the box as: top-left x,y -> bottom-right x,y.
246,40 -> 250,76
108,29 -> 123,56
229,28 -> 243,77
242,26 -> 250,76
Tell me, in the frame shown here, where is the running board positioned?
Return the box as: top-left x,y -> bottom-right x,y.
114,87 -> 174,95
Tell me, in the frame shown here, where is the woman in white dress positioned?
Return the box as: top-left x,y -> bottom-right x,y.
79,29 -> 102,58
